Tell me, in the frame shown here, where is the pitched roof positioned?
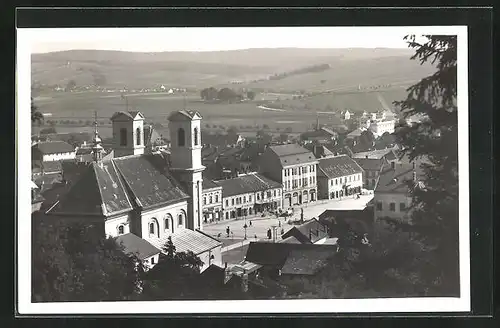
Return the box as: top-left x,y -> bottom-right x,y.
41,161 -> 63,173
32,141 -> 75,154
47,160 -> 133,216
215,173 -> 282,197
110,111 -> 144,121
352,148 -> 398,160
282,219 -> 329,244
280,248 -> 335,275
318,155 -> 364,179
375,162 -> 424,194
203,178 -> 221,190
148,229 -> 222,255
76,147 -> 93,155
113,155 -> 189,209
278,236 -> 301,244
115,233 -> 161,260
353,157 -> 386,172
268,144 -> 317,167
346,128 -> 364,138
245,242 -> 337,269
168,110 -> 202,121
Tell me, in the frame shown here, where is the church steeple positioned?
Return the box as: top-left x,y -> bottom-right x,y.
91,111 -> 105,162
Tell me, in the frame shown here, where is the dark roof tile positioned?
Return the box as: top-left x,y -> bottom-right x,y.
375,162 -> 425,194
280,248 -> 334,275
215,173 -> 282,197
353,157 -> 386,172
113,155 -> 189,209
318,155 -> 364,179
33,141 -> 75,154
115,233 -> 161,260
282,219 -> 329,244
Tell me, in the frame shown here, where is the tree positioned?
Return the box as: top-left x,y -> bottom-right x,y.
393,35 -> 459,295
218,88 -> 237,102
31,97 -> 44,125
279,133 -> 289,143
141,236 -> 203,300
359,130 -> 375,149
247,91 -> 256,100
66,79 -> 76,91
32,216 -> 143,302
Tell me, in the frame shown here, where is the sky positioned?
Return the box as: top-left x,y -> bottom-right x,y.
26,26 -> 432,53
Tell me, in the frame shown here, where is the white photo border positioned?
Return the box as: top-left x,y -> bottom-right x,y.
16,25 -> 470,314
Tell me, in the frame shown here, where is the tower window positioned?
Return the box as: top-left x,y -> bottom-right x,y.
136,127 -> 141,145
149,222 -> 155,234
194,127 -> 199,146
120,128 -> 127,146
178,214 -> 183,226
118,225 -> 124,235
178,128 -> 185,147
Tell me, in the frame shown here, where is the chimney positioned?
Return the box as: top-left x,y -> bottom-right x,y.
365,155 -> 368,159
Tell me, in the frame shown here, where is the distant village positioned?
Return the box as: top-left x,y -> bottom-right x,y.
31,101 -> 427,298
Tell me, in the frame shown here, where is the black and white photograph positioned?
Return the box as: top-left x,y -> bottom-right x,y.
17,19 -> 472,314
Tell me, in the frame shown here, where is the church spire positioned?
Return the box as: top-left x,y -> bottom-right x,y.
91,111 -> 105,162
316,114 -> 320,131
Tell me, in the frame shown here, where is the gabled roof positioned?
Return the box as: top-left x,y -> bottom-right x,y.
352,157 -> 386,172
110,111 -> 145,121
47,160 -> 133,216
115,233 -> 161,260
148,229 -> 222,255
375,162 -> 424,194
282,219 -> 329,244
279,236 -> 301,244
215,173 -> 282,197
318,155 -> 364,179
41,161 -> 63,173
280,248 -> 335,276
268,144 -> 317,167
113,155 -> 189,209
168,110 -> 202,121
203,177 -> 221,191
346,128 -> 365,138
32,141 -> 75,155
245,242 -> 337,269
352,148 -> 398,160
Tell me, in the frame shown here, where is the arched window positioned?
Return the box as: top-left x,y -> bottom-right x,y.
149,222 -> 155,234
164,218 -> 169,229
136,127 -> 141,145
118,225 -> 124,235
178,214 -> 183,226
178,128 -> 185,147
120,128 -> 127,146
194,127 -> 199,146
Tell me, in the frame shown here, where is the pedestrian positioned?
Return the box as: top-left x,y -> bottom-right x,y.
226,226 -> 230,237
249,220 -> 252,227
254,234 -> 257,239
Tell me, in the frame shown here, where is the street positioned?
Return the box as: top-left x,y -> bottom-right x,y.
203,193 -> 373,242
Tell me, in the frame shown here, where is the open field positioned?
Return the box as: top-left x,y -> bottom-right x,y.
32,48 -> 435,93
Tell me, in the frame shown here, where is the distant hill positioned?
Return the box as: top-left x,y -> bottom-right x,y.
31,47 -> 435,91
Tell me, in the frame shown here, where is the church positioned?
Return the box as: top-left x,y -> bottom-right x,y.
45,109 -> 223,271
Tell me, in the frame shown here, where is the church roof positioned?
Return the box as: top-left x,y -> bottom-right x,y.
168,110 -> 202,121
267,144 -> 317,167
110,111 -> 144,121
112,155 -> 190,210
47,154 -> 190,217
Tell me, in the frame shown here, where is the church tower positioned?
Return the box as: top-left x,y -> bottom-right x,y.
91,111 -> 105,162
168,110 -> 205,231
111,111 -> 145,158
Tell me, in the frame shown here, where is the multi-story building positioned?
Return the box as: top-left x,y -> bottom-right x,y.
216,172 -> 283,220
316,155 -> 364,200
373,161 -> 424,224
369,119 -> 395,137
202,178 -> 223,223
258,144 -> 319,208
31,141 -> 76,165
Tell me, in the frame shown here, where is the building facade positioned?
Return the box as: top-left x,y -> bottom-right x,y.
216,172 -> 283,220
316,155 -> 364,200
202,179 -> 223,223
259,144 -> 319,208
32,141 -> 76,164
373,161 -> 424,223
